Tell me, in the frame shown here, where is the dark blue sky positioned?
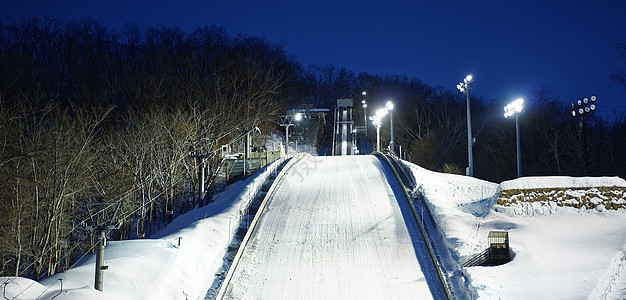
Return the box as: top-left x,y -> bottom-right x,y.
2,0 -> 625,120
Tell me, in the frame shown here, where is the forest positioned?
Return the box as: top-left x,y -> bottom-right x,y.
0,17 -> 624,280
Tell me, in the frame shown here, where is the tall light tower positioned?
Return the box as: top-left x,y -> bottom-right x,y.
504,98 -> 524,178
457,75 -> 474,177
571,96 -> 597,175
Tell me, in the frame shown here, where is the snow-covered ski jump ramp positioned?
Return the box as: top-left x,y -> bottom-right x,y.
217,154 -> 446,299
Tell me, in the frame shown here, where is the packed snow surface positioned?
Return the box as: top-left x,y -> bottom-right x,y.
402,161 -> 626,300
221,155 -> 443,299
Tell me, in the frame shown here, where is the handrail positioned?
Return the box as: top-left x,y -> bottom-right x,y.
373,151 -> 454,300
462,248 -> 490,268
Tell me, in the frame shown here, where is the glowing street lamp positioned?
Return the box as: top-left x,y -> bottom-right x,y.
504,98 -> 524,178
294,112 -> 303,121
279,113 -> 303,155
457,74 -> 474,177
385,101 -> 395,154
370,108 -> 388,151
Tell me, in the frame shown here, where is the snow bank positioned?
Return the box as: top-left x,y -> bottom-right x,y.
24,157 -> 289,300
400,159 -> 626,300
500,176 -> 626,190
496,176 -> 626,217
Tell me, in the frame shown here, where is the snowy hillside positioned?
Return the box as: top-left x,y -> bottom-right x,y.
1,157 -> 290,300
2,155 -> 625,299
401,160 -> 626,299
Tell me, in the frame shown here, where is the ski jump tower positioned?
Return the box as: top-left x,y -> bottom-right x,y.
332,98 -> 355,156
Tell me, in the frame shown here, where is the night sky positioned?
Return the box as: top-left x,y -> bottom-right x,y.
2,0 -> 625,119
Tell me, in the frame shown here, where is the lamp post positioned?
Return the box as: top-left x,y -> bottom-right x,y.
369,108 -> 388,151
370,117 -> 382,151
362,91 -> 368,136
279,113 -> 302,155
386,101 -> 395,154
571,96 -> 597,175
457,75 -> 474,177
504,98 -> 524,178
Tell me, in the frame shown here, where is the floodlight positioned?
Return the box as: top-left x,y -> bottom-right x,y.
504,98 -> 524,119
590,104 -> 596,110
362,91 -> 367,96
579,108 -> 584,115
591,96 -> 596,102
577,99 -> 582,106
572,110 -> 576,117
583,97 -> 589,104
376,108 -> 387,118
294,113 -> 303,121
386,101 -> 394,110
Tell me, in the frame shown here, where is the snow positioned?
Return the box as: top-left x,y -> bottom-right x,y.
400,160 -> 626,299
219,155 -> 443,299
2,154 -> 625,299
1,157 -> 289,300
500,176 -> 626,190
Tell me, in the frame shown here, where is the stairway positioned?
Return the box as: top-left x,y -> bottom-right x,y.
462,248 -> 490,267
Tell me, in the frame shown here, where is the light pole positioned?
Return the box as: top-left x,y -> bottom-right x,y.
504,98 -> 524,178
362,91 -> 368,136
386,101 -> 395,154
571,96 -> 597,175
278,113 -> 302,155
370,108 -> 388,152
457,75 -> 474,177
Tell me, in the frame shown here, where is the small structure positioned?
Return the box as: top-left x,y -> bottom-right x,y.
488,231 -> 510,265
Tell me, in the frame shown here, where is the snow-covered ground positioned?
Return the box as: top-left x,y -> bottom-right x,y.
401,160 -> 626,299
220,155 -> 444,299
1,157 -> 290,300
2,154 -> 625,299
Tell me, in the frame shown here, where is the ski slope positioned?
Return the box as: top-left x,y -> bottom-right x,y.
219,155 -> 444,299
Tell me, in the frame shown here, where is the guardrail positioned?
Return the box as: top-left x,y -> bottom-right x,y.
373,151 -> 454,300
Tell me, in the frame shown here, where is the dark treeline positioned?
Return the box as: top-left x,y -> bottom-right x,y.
0,17 -> 297,280
365,79 -> 626,182
0,18 -> 624,280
